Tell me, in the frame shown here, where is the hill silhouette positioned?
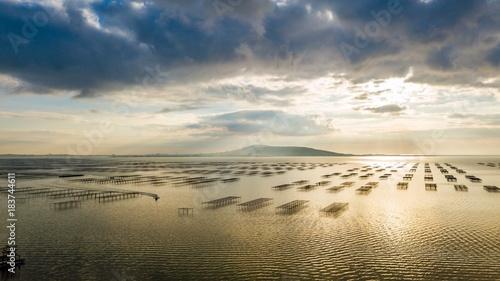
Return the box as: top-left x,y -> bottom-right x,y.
210,145 -> 350,157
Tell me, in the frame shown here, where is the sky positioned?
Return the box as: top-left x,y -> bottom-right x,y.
0,0 -> 499,155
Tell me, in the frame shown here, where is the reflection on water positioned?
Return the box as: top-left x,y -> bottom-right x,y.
0,156 -> 499,280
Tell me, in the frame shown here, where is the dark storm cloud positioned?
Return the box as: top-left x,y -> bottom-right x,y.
397,0 -> 480,43
0,0 -> 254,94
0,0 -> 498,95
486,43 -> 500,67
306,0 -> 481,45
426,45 -> 456,70
0,1 -> 144,92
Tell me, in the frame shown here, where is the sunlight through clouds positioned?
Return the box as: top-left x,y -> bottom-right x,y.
0,0 -> 499,154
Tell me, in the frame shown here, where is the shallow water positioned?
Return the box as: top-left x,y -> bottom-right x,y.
1,156 -> 499,280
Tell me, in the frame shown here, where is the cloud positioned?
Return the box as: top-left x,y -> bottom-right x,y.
74,89 -> 102,99
486,43 -> 500,67
363,104 -> 406,114
0,0 -> 498,97
157,105 -> 203,114
0,110 -> 86,122
426,45 -> 456,70
448,113 -> 500,125
353,89 -> 388,100
203,83 -> 305,107
448,113 -> 469,119
191,110 -> 336,137
354,93 -> 370,100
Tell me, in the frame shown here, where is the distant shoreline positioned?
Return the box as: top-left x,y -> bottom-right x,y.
1,144 -> 499,158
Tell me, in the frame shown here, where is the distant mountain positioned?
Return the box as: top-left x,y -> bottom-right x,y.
210,145 -> 351,157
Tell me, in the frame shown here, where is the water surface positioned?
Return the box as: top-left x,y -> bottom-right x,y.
1,156 -> 499,280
